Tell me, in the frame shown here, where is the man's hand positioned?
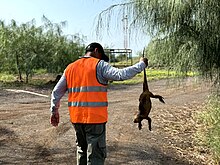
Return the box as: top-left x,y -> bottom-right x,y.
50,112 -> 59,127
140,57 -> 148,67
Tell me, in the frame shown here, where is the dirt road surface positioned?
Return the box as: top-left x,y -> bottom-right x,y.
0,78 -> 213,165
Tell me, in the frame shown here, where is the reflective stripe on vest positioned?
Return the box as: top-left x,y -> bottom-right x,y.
68,86 -> 107,93
68,101 -> 108,107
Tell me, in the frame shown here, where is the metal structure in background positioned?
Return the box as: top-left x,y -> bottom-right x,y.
104,14 -> 133,68
122,15 -> 128,51
104,48 -> 133,67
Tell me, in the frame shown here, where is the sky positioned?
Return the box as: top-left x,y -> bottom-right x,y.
0,0 -> 150,55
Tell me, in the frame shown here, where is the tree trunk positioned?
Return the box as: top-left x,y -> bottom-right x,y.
15,52 -> 22,81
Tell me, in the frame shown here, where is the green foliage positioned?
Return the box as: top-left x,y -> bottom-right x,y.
97,0 -> 220,85
133,0 -> 220,84
0,17 -> 85,83
146,38 -> 198,74
0,73 -> 16,82
197,95 -> 220,161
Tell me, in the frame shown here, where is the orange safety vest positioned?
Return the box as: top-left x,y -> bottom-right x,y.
65,57 -> 108,123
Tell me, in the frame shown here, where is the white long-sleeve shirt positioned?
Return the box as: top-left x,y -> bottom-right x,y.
50,57 -> 146,114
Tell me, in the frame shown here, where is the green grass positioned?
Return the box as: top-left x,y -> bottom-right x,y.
0,72 -> 56,88
197,95 -> 220,161
0,73 -> 16,82
111,68 -> 197,85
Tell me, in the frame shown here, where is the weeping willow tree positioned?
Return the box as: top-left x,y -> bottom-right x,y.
97,0 -> 220,86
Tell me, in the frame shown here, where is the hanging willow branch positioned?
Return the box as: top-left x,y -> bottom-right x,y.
96,2 -> 134,37
96,0 -> 220,86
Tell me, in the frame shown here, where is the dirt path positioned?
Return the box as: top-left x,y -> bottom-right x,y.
0,78 -> 212,165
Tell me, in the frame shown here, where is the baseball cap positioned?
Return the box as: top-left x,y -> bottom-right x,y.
85,42 -> 109,62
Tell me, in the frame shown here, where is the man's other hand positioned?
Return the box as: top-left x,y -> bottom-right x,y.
50,112 -> 59,127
